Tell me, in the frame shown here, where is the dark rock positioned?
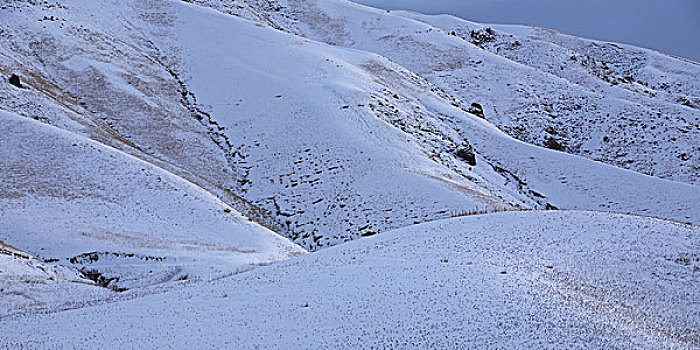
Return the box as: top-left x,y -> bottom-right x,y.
529,190 -> 545,198
470,28 -> 496,46
468,103 -> 485,118
455,144 -> 477,166
677,97 -> 695,108
79,268 -> 126,291
8,74 -> 22,88
544,126 -> 557,135
544,137 -> 564,151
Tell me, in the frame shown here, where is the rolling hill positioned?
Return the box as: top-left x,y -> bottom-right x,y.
0,0 -> 698,348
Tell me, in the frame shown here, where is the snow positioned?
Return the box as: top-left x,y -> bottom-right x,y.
0,241 -> 114,318
192,0 -> 700,186
0,110 -> 304,298
165,1 -> 516,249
1,0 -> 698,252
0,0 -> 698,347
1,211 -> 697,348
152,0 -> 700,239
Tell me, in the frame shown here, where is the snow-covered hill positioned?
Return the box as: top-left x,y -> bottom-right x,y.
2,0 -> 698,254
2,211 -> 697,348
0,0 -> 516,252
191,0 -> 700,186
0,0 -> 698,347
0,110 -> 303,300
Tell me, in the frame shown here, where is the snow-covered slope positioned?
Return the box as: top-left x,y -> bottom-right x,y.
0,0 -> 519,251
2,211 -> 697,348
0,240 -> 113,318
190,0 -> 699,186
172,0 -> 700,228
1,0 -> 698,347
3,0 -> 696,254
405,13 -> 700,182
1,0 -> 698,255
0,110 -> 303,300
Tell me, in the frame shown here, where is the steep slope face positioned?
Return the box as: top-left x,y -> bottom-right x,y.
1,0 -> 698,256
0,110 -> 304,300
114,0 -> 700,235
2,211 -> 697,348
0,0 -> 528,251
403,13 -> 700,183
190,0 -> 700,186
176,0 -> 700,226
158,2 -> 531,249
0,0 -> 280,232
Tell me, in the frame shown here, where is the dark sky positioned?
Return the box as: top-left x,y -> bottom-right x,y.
354,0 -> 700,62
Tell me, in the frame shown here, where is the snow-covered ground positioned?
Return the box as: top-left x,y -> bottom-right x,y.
0,0 -> 698,347
191,0 -> 699,186
0,110 -> 303,302
1,211 -> 697,348
4,0 -> 698,252
0,240 -> 113,318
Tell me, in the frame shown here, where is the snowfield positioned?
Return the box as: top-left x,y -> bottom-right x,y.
0,110 -> 303,302
2,0 -> 698,252
193,0 -> 700,185
1,211 -> 698,348
0,0 -> 698,348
